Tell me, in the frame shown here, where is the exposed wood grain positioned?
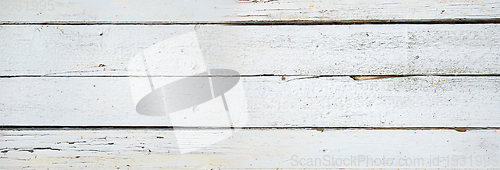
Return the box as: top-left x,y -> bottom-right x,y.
1,0 -> 499,23
1,129 -> 499,169
1,76 -> 499,127
350,75 -> 402,80
0,24 -> 499,76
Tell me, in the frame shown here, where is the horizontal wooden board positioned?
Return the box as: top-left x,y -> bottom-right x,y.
0,0 -> 499,23
1,76 -> 499,127
0,24 -> 499,76
1,129 -> 499,169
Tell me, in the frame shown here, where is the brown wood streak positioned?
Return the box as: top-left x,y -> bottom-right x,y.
1,18 -> 500,25
350,75 -> 402,80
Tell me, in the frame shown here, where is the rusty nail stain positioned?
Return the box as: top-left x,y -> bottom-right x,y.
281,76 -> 286,81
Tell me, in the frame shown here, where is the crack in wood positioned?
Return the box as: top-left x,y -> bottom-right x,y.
350,75 -> 402,80
1,74 -> 500,78
1,126 -> 498,131
1,18 -> 500,25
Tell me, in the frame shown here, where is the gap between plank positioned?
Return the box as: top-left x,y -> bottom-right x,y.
0,126 -> 498,132
1,74 -> 500,79
1,18 -> 500,25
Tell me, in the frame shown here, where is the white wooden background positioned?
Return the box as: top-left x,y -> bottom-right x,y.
1,0 -> 499,169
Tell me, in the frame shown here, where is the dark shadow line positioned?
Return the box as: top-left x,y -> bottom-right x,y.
0,126 -> 498,131
1,74 -> 500,78
1,18 -> 500,25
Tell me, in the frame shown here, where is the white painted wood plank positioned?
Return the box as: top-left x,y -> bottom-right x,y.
1,129 -> 499,169
0,0 -> 499,23
1,76 -> 499,127
1,24 -> 499,76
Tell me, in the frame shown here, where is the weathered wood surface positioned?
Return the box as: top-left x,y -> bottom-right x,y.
1,24 -> 499,76
1,0 -> 499,169
1,129 -> 499,169
1,0 -> 499,23
1,76 -> 499,127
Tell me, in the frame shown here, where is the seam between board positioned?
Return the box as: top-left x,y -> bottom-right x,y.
1,18 -> 500,25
